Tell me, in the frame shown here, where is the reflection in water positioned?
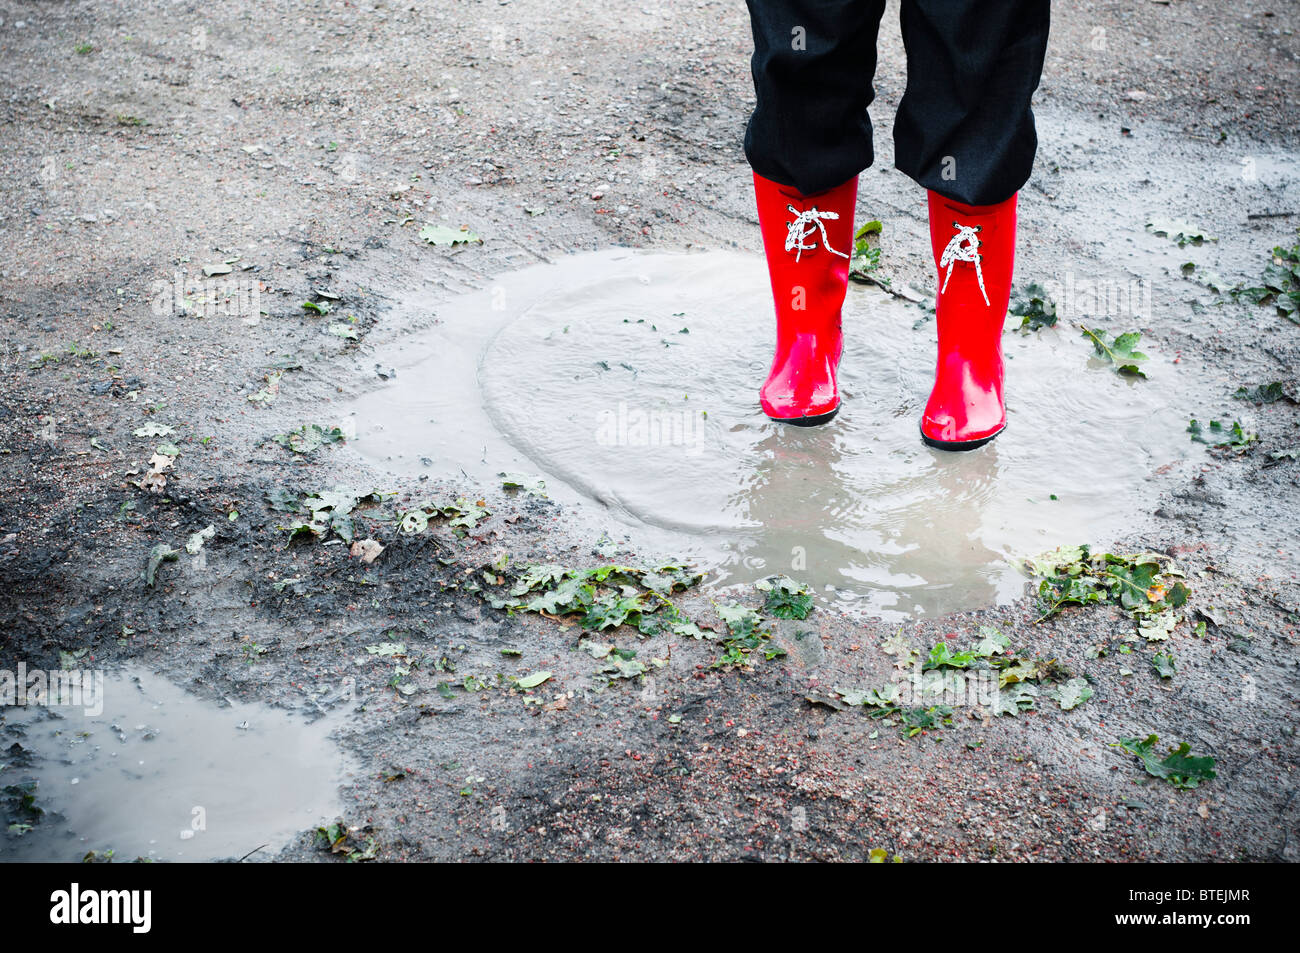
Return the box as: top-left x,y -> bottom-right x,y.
348,250 -> 1194,621
732,411 -> 1005,617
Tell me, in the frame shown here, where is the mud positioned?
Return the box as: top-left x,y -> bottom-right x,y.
1,0 -> 1298,863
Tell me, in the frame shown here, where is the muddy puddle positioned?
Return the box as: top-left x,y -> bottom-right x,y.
348,249 -> 1213,619
1,668 -> 354,862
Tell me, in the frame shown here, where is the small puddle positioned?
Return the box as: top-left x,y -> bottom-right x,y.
1,668 -> 354,862
349,249 -> 1198,619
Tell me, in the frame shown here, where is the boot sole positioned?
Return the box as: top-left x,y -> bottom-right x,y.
919,422 -> 1005,451
767,406 -> 840,427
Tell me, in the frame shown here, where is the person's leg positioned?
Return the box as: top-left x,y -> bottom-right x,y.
894,0 -> 1049,207
744,0 -> 887,424
745,0 -> 887,196
894,0 -> 1050,448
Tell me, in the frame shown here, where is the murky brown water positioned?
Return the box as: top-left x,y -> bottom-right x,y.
348,249 -> 1199,619
1,668 -> 353,862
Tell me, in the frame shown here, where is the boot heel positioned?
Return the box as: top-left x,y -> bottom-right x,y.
919,421 -> 1004,450
769,405 -> 840,427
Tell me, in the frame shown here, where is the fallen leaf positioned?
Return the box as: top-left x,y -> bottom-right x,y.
350,538 -> 384,564
515,671 -> 552,690
142,544 -> 179,586
419,224 -> 482,246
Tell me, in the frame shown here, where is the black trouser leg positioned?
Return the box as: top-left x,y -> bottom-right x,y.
743,0 -> 887,196
894,0 -> 1051,206
743,0 -> 1050,205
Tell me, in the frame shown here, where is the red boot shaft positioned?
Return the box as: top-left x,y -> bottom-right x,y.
753,172 -> 858,425
921,191 -> 1018,449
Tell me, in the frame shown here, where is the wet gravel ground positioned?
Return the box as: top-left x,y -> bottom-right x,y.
1,0 -> 1298,862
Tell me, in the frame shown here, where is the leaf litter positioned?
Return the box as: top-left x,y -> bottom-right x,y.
1025,544 -> 1190,641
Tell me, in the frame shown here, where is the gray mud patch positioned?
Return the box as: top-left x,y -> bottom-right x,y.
1,668 -> 355,862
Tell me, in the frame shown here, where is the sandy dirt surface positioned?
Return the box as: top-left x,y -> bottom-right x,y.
1,0 -> 1298,862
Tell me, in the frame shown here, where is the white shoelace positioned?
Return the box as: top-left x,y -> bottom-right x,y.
938,222 -> 990,306
784,204 -> 849,262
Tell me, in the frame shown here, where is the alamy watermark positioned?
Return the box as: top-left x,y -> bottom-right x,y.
1041,272 -> 1152,323
889,658 -> 1001,710
1,662 -> 104,715
150,270 -> 261,320
594,401 -> 707,452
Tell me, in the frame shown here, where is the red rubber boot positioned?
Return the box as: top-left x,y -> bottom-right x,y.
920,190 -> 1018,450
753,172 -> 858,426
